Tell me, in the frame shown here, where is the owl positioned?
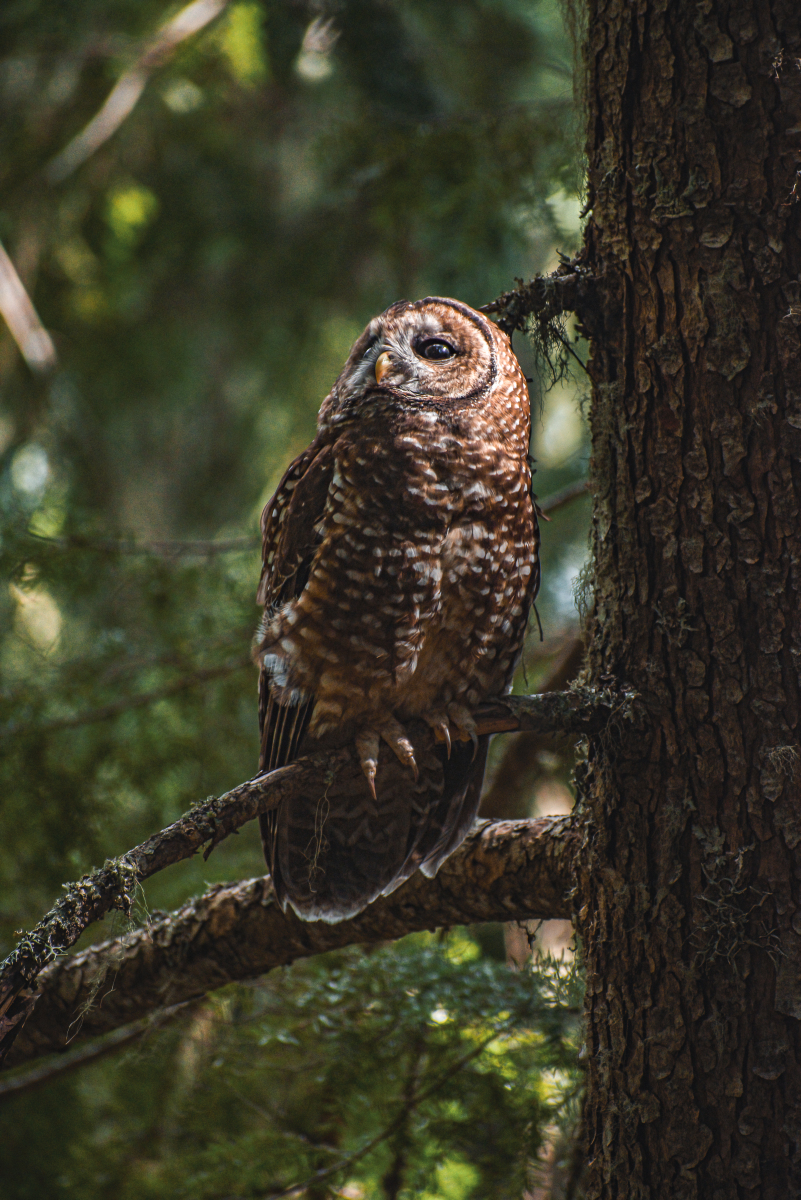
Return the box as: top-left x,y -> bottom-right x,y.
254,297 -> 539,922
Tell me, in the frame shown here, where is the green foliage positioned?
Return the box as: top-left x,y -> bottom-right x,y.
0,0 -> 589,1193
0,935 -> 584,1199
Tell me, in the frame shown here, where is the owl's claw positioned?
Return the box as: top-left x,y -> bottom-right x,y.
356,716 -> 418,796
423,710 -> 452,758
380,715 -> 419,781
355,730 -> 379,799
422,705 -> 478,761
447,703 -> 479,762
355,705 -> 479,795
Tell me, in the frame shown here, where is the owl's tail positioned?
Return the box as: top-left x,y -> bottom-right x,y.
260,734 -> 488,923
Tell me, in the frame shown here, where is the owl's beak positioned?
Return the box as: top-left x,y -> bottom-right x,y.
375,351 -> 392,384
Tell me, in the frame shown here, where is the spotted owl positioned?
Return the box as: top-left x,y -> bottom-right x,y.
255,297 -> 540,922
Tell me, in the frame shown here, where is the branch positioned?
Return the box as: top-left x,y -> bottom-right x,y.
44,0 -> 230,184
0,751 -> 347,1053
0,688 -> 620,1063
470,689 -> 613,737
0,1000 -> 198,1100
0,238 -> 57,372
481,257 -> 600,340
480,634 -> 585,820
4,816 -> 578,1070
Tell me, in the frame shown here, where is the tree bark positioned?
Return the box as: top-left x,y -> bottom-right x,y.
578,0 -> 801,1195
4,817 -> 576,1070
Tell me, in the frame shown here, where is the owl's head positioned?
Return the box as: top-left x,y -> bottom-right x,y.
320,298 -> 528,441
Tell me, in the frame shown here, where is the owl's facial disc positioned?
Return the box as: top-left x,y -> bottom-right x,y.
370,302 -> 494,400
328,298 -> 498,417
371,338 -> 453,379
374,336 -> 457,385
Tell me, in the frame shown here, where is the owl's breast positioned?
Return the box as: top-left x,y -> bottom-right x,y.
395,465 -> 538,714
259,411 -> 538,728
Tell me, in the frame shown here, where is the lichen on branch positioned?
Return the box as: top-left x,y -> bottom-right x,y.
481,255 -> 602,384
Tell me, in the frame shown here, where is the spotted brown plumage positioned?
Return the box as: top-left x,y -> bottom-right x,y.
255,297 -> 540,922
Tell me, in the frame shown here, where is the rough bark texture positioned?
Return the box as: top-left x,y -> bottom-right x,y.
578,0 -> 801,1196
5,817 -> 576,1069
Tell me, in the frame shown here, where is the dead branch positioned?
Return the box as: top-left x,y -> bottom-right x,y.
5,816 -> 578,1069
0,687 -> 619,1063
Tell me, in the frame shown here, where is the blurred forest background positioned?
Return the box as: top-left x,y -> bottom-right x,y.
0,1 -> 591,1196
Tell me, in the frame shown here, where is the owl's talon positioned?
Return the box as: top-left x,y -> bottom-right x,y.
423,710 -> 452,758
380,717 -> 418,781
355,730 -> 380,798
356,717 -> 418,794
446,703 -> 479,760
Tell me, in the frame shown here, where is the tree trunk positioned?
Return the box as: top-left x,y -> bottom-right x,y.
578,0 -> 801,1195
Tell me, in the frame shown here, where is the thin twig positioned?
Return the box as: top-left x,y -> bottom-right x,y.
0,632 -> 251,724
553,327 -> 591,377
26,481 -> 582,562
45,0 -> 230,184
536,480 -> 589,518
0,239 -> 57,372
382,1033 -> 425,1199
0,999 -> 197,1101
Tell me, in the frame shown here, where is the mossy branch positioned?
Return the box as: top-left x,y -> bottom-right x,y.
482,256 -> 607,383
4,817 -> 579,1071
0,687 -> 622,1065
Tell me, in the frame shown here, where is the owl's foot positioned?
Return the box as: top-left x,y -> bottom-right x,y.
356,716 -> 419,799
423,704 -> 479,762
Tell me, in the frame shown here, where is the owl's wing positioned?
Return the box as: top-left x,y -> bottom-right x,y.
257,440 -> 334,774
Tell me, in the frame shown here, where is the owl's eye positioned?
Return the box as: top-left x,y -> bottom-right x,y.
416,338 -> 456,361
